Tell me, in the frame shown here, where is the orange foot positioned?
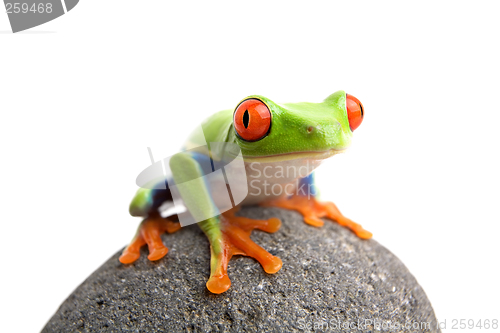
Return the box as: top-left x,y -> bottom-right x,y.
261,195 -> 372,239
119,214 -> 182,264
205,208 -> 283,294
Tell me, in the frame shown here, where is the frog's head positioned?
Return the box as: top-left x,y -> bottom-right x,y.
229,90 -> 364,161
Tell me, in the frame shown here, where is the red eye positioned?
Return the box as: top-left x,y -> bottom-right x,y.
233,99 -> 271,141
346,93 -> 364,131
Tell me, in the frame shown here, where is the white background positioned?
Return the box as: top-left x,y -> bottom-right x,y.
1,1 -> 499,332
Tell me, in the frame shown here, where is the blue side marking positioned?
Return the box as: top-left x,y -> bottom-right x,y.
298,173 -> 317,197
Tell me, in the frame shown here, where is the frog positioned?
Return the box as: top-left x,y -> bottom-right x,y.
119,90 -> 371,294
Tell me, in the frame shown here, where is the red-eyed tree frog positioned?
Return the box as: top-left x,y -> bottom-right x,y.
120,91 -> 371,294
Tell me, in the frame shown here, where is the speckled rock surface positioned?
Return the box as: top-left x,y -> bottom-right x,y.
42,207 -> 440,332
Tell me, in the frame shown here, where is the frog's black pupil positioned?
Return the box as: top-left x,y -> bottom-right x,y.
243,110 -> 250,128
359,103 -> 364,118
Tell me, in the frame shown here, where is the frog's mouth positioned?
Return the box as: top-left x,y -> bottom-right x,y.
241,148 -> 347,163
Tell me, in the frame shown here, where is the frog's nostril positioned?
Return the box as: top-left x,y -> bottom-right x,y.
307,126 -> 314,133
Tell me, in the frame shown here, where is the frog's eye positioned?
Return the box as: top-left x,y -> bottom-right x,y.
346,93 -> 364,131
233,98 -> 271,141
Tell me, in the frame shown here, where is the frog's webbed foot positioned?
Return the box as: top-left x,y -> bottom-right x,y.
205,208 -> 283,294
119,213 -> 182,264
262,195 -> 372,239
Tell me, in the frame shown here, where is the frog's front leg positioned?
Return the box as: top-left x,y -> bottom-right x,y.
169,152 -> 282,294
200,208 -> 282,294
262,173 -> 372,239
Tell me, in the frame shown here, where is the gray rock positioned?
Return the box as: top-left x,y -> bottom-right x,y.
42,207 -> 440,332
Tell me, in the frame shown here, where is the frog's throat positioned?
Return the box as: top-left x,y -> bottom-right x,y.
241,148 -> 347,163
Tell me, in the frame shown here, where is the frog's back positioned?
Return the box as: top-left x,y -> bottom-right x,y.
183,109 -> 233,150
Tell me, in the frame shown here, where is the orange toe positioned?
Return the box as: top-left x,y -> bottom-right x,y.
119,251 -> 141,264
304,216 -> 324,227
147,247 -> 169,261
266,218 -> 282,233
262,256 -> 283,274
206,275 -> 231,294
356,229 -> 373,239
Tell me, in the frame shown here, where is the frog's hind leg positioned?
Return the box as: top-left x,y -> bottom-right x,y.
262,195 -> 372,239
119,213 -> 181,264
202,208 -> 283,294
261,174 -> 372,239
